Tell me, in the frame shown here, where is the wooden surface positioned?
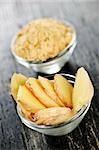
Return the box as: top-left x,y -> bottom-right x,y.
0,1 -> 99,150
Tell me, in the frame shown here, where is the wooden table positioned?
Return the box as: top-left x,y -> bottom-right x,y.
0,1 -> 99,150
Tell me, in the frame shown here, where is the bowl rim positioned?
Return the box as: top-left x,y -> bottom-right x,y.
11,19 -> 77,65
17,73 -> 91,129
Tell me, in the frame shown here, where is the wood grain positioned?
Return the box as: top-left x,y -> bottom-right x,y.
0,1 -> 99,150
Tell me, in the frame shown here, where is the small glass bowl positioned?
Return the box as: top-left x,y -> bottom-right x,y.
11,20 -> 77,74
17,74 -> 91,136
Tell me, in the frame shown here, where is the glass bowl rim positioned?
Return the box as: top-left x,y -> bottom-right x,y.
17,73 -> 91,129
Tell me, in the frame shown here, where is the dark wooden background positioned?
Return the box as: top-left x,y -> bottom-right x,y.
0,0 -> 99,150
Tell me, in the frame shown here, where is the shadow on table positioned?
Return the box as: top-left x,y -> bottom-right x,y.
60,61 -> 78,75
42,133 -> 73,150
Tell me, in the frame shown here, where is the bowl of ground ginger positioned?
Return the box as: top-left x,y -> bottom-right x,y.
11,18 -> 77,74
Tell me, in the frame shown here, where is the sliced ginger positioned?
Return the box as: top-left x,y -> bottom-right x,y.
18,102 -> 31,118
54,74 -> 73,108
17,85 -> 45,113
72,67 -> 94,112
31,107 -> 72,125
10,73 -> 27,100
38,76 -> 65,106
26,78 -> 59,107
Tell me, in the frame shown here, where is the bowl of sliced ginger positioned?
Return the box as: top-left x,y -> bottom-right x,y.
10,67 -> 94,136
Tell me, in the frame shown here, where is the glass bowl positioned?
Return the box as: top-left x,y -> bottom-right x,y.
11,20 -> 77,74
17,74 -> 91,136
